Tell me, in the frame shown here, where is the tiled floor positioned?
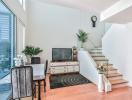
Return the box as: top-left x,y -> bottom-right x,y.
35,74 -> 132,100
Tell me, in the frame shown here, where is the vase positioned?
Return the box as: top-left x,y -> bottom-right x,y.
98,74 -> 104,92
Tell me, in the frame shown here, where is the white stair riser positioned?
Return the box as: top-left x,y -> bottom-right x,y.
96,61 -> 109,65
91,49 -> 102,52
92,48 -> 102,50
91,53 -> 104,57
93,56 -> 106,60
107,70 -> 118,74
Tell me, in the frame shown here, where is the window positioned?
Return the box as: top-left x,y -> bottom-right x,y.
0,1 -> 16,79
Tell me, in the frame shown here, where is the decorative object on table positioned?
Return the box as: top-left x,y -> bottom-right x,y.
50,73 -> 91,89
97,64 -> 107,92
22,46 -> 43,64
76,29 -> 88,49
91,15 -> 97,27
72,46 -> 78,61
14,55 -> 24,66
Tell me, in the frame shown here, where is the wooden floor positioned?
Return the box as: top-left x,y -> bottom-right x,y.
35,74 -> 132,100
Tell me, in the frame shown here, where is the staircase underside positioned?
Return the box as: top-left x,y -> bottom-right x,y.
90,47 -> 128,89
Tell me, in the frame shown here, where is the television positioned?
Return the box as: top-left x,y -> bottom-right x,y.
52,48 -> 72,62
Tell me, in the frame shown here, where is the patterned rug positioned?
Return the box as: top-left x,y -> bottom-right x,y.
50,73 -> 91,89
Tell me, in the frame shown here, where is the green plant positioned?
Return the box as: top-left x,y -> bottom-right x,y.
97,64 -> 108,74
76,29 -> 88,48
22,46 -> 43,58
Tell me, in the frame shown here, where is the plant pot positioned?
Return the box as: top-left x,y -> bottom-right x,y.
31,57 -> 41,64
98,74 -> 104,92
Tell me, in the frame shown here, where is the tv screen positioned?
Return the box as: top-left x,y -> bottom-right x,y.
52,48 -> 72,62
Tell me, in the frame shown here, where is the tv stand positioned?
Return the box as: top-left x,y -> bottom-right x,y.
50,61 -> 79,75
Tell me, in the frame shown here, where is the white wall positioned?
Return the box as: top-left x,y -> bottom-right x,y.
17,19 -> 26,54
26,0 -> 105,62
102,23 -> 132,86
78,51 -> 98,85
80,11 -> 105,49
125,22 -> 132,86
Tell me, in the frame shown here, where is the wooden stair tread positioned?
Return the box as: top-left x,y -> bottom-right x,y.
110,79 -> 128,85
90,52 -> 102,54
108,68 -> 117,71
107,73 -> 122,78
92,55 -> 105,57
103,64 -> 113,66
95,59 -> 109,61
90,54 -> 104,56
91,48 -> 102,50
103,64 -> 113,68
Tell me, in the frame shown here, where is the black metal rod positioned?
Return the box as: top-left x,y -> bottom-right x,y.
38,81 -> 41,100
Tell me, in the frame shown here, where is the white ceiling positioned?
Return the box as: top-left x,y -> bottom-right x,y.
38,0 -> 119,13
104,6 -> 132,24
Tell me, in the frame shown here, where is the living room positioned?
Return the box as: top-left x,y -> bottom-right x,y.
1,0 -> 132,100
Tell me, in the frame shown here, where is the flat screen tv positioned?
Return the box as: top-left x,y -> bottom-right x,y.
52,48 -> 72,62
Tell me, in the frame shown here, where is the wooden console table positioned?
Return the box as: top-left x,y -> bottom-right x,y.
50,61 -> 79,75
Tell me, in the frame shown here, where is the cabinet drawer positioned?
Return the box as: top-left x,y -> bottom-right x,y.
50,62 -> 67,66
50,62 -> 79,66
67,62 -> 79,66
67,66 -> 74,72
50,66 -> 66,70
73,66 -> 79,72
50,67 -> 67,74
67,66 -> 79,72
51,69 -> 67,74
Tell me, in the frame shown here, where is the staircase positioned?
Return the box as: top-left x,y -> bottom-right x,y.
90,47 -> 128,89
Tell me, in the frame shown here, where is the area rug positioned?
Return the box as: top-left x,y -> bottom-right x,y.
50,73 -> 91,89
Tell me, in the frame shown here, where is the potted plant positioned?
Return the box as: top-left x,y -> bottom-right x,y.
76,29 -> 88,50
22,46 -> 43,64
97,64 -> 107,92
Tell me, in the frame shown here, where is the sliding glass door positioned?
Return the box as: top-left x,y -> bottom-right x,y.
0,1 -> 15,79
